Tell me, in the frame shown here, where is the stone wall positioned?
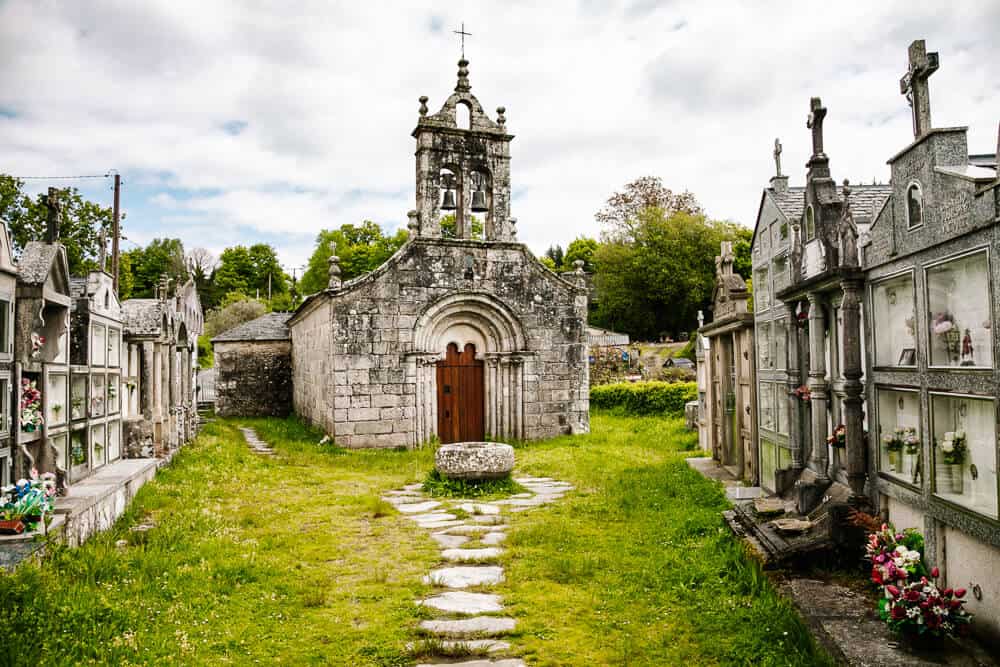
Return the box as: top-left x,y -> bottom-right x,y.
290,237 -> 589,448
215,340 -> 293,417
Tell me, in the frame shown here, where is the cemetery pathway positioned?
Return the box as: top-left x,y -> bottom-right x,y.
383,477 -> 573,667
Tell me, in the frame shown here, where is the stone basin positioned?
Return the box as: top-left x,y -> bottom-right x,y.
435,442 -> 515,480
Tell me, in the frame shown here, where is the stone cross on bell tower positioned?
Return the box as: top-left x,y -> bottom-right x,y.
899,39 -> 939,139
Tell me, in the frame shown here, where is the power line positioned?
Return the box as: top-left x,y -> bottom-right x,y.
9,173 -> 112,180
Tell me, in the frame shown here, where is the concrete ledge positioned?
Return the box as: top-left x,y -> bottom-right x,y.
56,458 -> 159,547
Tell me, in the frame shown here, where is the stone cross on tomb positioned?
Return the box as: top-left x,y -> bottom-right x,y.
44,187 -> 62,242
697,310 -> 704,329
807,97 -> 827,158
773,138 -> 783,178
899,39 -> 939,139
453,22 -> 471,59
98,228 -> 107,271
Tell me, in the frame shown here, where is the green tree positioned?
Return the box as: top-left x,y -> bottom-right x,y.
0,175 -> 114,275
214,243 -> 288,300
439,213 -> 483,240
591,208 -> 746,340
564,236 -> 598,272
544,245 -> 564,269
125,238 -> 189,298
539,255 -> 557,271
732,227 -> 753,279
117,251 -> 135,300
298,221 -> 408,295
596,176 -> 704,242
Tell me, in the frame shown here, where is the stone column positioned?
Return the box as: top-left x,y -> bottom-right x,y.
140,342 -> 155,420
785,302 -> 804,469
806,292 -> 830,482
840,278 -> 867,500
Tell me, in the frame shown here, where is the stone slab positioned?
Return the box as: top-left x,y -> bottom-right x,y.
480,532 -> 506,545
395,500 -> 442,514
442,547 -> 503,563
435,442 -> 515,480
415,659 -> 524,667
424,565 -> 504,588
420,520 -> 467,530
418,616 -> 517,638
470,515 -> 505,525
431,532 -> 470,549
443,524 -> 500,535
456,503 -> 501,516
418,591 -> 503,614
409,512 -> 458,524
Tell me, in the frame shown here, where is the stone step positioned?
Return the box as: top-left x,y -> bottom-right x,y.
418,616 -> 517,638
431,533 -> 470,549
442,547 -> 503,563
455,503 -> 501,516
418,591 -> 503,614
415,659 -> 525,667
480,532 -> 506,545
443,524 -> 502,535
410,512 -> 459,525
424,565 -> 504,588
421,519 -> 467,530
396,500 -> 443,514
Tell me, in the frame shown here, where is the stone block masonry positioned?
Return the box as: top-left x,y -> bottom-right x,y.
214,340 -> 292,417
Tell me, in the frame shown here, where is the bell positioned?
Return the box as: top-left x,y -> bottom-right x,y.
440,189 -> 457,210
470,189 -> 488,213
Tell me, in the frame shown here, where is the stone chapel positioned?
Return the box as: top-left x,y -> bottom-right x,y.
285,59 -> 590,448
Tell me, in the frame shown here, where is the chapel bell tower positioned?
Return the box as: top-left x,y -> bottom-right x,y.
411,59 -> 515,242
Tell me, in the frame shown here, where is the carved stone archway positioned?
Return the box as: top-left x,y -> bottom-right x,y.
411,292 -> 529,446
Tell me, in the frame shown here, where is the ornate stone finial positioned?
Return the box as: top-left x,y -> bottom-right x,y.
496,106 -> 506,126
573,259 -> 585,274
455,58 -> 471,93
807,97 -> 827,158
899,39 -> 939,139
406,210 -> 419,237
327,255 -> 342,289
573,259 -> 587,288
842,178 -> 852,200
697,310 -> 705,329
418,96 -> 429,117
773,138 -> 783,178
98,228 -> 108,271
44,187 -> 62,243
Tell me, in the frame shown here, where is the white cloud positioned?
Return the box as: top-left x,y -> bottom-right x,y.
0,1 -> 997,268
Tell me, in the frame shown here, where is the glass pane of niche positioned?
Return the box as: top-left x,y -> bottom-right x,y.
91,423 -> 106,469
92,324 -> 106,367
776,384 -> 788,434
91,374 -> 105,417
759,383 -> 775,431
108,329 -> 121,367
70,428 -> 88,480
45,373 -> 67,426
0,378 -> 8,433
773,319 -> 787,370
756,269 -> 770,311
758,323 -> 771,369
108,421 -> 121,462
877,388 -> 922,486
108,374 -> 120,414
71,374 -> 87,421
52,433 -> 67,474
931,394 -> 997,518
927,252 -> 992,368
872,273 -> 917,367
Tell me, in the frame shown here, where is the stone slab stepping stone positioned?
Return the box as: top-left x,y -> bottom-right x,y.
418,591 -> 503,614
470,515 -> 504,525
494,497 -> 545,508
431,532 -> 470,549
420,519 -> 467,530
438,639 -> 511,654
403,483 -> 425,492
419,616 -> 517,638
396,500 -> 442,514
515,477 -> 553,483
456,503 -> 501,516
415,659 -> 525,667
443,524 -> 501,535
481,532 -> 506,545
442,547 -> 503,563
424,565 -> 504,588
409,512 -> 458,523
509,493 -> 533,498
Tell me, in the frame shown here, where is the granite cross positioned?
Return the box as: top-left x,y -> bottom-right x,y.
453,22 -> 471,59
773,138 -> 783,178
806,97 -> 827,158
43,187 -> 62,242
899,40 -> 939,139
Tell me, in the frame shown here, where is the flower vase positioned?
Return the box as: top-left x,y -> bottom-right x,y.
904,453 -> 918,478
888,450 -> 901,473
938,463 -> 964,494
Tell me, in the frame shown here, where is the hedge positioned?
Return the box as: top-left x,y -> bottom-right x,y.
590,381 -> 697,417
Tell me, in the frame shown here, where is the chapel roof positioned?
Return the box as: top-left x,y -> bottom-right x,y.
767,183 -> 893,225
16,242 -> 62,285
211,312 -> 292,343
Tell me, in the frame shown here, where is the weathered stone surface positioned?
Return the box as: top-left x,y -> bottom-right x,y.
214,332 -> 292,418
435,442 -> 515,481
395,500 -> 442,514
443,524 -> 500,535
418,616 -> 517,638
481,532 -> 506,545
431,532 -> 470,548
456,503 -> 501,515
418,591 -> 503,614
420,520 -> 467,530
419,639 -> 511,654
415,660 -> 525,667
408,512 -> 457,524
424,565 -> 504,588
442,547 -> 503,563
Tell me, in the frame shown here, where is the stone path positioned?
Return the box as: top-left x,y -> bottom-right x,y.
382,476 -> 573,666
239,427 -> 275,456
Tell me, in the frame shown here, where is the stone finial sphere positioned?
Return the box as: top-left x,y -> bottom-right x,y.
435,442 -> 515,480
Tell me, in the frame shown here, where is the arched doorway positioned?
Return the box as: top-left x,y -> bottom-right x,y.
436,342 -> 484,443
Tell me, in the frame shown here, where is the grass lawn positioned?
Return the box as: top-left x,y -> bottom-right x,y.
0,413 -> 831,666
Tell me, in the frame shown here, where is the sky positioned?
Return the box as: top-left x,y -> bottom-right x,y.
1,1 -> 998,273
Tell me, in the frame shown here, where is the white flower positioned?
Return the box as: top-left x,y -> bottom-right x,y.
944,431 -> 955,440
955,430 -> 965,440
942,442 -> 954,453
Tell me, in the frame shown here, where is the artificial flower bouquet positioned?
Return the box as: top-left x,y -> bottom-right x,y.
938,431 -> 967,465
0,469 -> 56,532
932,312 -> 961,362
865,523 -> 927,585
19,378 -> 43,432
881,569 -> 972,639
827,424 -> 846,448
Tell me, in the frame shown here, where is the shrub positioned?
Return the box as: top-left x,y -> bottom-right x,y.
590,381 -> 697,417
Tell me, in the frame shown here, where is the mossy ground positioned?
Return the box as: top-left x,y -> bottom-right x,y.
0,413 -> 831,666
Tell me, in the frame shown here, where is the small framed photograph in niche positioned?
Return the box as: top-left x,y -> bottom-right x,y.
897,348 -> 916,366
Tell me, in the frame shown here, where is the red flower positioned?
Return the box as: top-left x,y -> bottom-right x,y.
954,588 -> 967,598
871,568 -> 884,585
890,605 -> 906,620
905,590 -> 921,602
885,585 -> 900,598
931,567 -> 940,578
943,588 -> 953,597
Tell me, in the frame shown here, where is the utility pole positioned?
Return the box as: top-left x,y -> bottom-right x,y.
267,272 -> 272,301
111,172 -> 121,294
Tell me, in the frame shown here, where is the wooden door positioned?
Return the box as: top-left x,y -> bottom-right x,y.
436,342 -> 485,444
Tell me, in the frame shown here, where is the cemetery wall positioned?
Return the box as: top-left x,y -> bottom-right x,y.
214,340 -> 292,417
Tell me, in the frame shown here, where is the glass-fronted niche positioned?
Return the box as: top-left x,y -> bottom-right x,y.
872,273 -> 916,367
0,298 -> 9,354
876,387 -> 921,486
927,251 -> 992,368
92,423 -> 106,469
92,324 -> 106,367
69,428 -> 87,480
931,393 -> 997,519
773,319 -> 787,370
760,438 -> 792,491
758,322 -> 772,369
71,374 -> 87,421
756,268 -> 770,311
45,373 -> 67,427
108,328 -> 121,367
758,382 -> 787,435
91,374 -> 105,417
108,420 -> 121,462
